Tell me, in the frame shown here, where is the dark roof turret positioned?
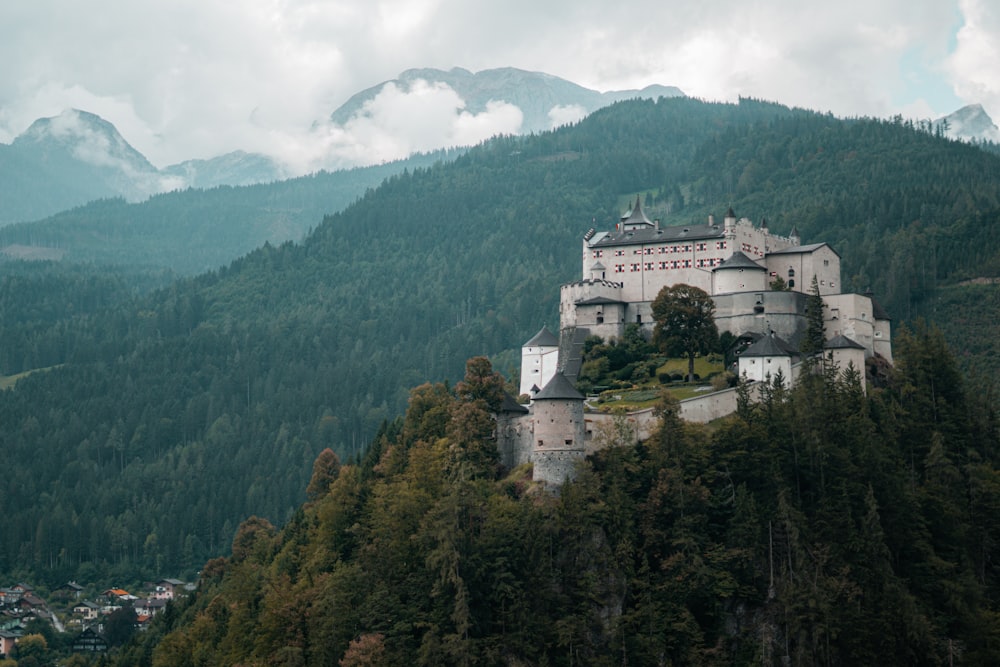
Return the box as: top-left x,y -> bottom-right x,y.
534,371 -> 584,401
524,325 -> 559,347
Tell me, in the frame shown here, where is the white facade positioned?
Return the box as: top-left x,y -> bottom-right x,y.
518,326 -> 560,397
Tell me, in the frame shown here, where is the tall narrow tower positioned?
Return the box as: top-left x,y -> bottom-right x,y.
519,326 -> 559,397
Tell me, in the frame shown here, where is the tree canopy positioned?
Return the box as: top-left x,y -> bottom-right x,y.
651,283 -> 718,381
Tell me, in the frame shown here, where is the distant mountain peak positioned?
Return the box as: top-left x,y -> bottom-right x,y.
15,108 -> 156,174
934,104 -> 1000,143
329,66 -> 685,133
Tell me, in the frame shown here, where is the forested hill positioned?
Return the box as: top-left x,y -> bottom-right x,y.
2,96 -> 1000,588
0,148 -> 458,275
117,335 -> 1000,666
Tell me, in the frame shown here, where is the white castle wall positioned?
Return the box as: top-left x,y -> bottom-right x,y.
519,344 -> 559,396
713,291 -> 809,345
823,293 -> 876,356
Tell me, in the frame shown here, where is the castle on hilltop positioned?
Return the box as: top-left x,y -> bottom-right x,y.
501,200 -> 892,485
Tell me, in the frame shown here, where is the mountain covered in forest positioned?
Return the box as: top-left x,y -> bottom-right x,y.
110,329 -> 1000,665
1,95 -> 1000,600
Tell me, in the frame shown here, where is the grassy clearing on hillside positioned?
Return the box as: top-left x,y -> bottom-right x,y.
0,365 -> 61,390
589,355 -> 727,411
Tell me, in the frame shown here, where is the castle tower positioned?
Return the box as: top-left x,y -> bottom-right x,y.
712,251 -> 767,295
724,206 -> 737,245
738,332 -> 796,384
531,372 -> 586,485
519,326 -> 560,397
824,334 -> 867,394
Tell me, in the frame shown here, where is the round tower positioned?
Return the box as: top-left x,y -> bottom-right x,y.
712,251 -> 767,295
530,372 -> 586,485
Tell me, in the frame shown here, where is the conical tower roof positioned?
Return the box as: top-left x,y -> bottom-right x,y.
741,332 -> 795,357
824,334 -> 865,350
534,371 -> 584,401
713,251 -> 766,271
524,325 -> 558,347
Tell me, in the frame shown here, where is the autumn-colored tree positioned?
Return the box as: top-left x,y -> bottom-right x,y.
340,633 -> 387,666
306,447 -> 342,501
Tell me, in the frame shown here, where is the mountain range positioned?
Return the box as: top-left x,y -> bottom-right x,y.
2,95 -> 1000,594
0,68 -> 685,226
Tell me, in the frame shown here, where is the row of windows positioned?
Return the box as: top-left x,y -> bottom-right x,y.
594,241 -> 726,260
613,258 -> 722,273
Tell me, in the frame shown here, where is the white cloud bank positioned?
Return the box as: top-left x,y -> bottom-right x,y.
0,0 -> 997,173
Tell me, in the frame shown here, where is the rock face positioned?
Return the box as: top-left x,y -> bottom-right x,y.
330,66 -> 684,134
934,104 -> 1000,143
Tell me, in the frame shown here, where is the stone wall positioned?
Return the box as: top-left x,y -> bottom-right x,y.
678,388 -> 740,423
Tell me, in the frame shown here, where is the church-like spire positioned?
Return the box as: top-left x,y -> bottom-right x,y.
621,195 -> 653,229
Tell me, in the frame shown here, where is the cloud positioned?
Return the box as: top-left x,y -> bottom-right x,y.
548,104 -> 588,129
946,0 -> 1000,116
1,0 -> 996,173
273,79 -> 523,175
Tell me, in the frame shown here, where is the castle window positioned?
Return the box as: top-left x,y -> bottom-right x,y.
630,263 -> 640,272
788,279 -> 795,288
537,440 -> 544,446
658,246 -> 668,254
636,314 -> 642,323
788,268 -> 795,277
614,250 -> 625,257
592,250 -> 603,258
823,259 -> 830,266
644,262 -> 654,270
614,264 -> 624,273
596,315 -> 604,324
644,248 -> 654,255
717,241 -> 727,250
564,439 -> 573,445
658,261 -> 668,270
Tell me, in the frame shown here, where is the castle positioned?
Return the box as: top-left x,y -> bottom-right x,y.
501,201 -> 892,484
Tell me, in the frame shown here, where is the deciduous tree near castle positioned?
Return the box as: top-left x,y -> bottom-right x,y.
651,284 -> 718,382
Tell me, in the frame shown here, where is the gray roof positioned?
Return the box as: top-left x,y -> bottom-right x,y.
740,333 -> 796,358
576,295 -> 625,306
620,197 -> 653,226
500,391 -> 529,413
524,325 -> 558,347
713,251 -> 766,271
591,261 -> 606,270
767,242 -> 840,258
533,371 -> 585,401
590,222 -> 725,249
824,334 -> 865,350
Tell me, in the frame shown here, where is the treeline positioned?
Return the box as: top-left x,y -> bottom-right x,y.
111,326 -> 1000,666
0,148 -> 461,274
3,96 -> 1000,586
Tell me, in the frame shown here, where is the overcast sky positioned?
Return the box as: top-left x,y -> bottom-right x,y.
1,0 -> 996,173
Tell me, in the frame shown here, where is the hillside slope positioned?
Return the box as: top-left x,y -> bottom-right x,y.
1,97 -> 999,587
